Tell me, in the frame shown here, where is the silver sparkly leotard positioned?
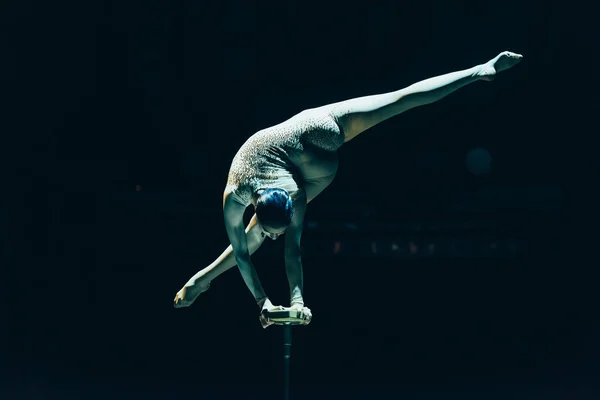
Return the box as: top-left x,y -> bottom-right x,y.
226,109 -> 345,206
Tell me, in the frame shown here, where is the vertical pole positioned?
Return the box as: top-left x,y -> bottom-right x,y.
283,324 -> 292,400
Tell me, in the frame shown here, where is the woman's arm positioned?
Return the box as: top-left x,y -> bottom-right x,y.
223,192 -> 269,308
283,194 -> 313,323
284,191 -> 307,306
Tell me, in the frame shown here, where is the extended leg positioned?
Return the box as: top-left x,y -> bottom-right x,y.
173,214 -> 266,307
319,51 -> 522,142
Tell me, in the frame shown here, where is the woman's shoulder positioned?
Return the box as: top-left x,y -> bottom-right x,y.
224,183 -> 253,207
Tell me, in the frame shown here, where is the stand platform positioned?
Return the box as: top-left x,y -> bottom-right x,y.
262,308 -> 310,326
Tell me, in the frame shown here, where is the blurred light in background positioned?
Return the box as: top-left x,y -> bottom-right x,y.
466,146 -> 492,175
302,237 -> 524,258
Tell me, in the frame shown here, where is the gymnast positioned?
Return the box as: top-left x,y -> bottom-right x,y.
173,51 -> 523,328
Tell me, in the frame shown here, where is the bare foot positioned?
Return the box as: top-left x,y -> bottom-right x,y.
173,279 -> 210,308
478,51 -> 523,81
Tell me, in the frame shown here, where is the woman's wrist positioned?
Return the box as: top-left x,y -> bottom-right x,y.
290,296 -> 304,307
257,297 -> 270,309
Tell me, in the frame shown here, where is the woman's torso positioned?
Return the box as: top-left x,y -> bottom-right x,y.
226,109 -> 344,206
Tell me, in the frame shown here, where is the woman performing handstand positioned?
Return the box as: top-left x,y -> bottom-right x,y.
173,51 -> 523,327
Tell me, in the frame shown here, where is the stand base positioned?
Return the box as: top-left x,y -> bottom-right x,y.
261,308 -> 309,400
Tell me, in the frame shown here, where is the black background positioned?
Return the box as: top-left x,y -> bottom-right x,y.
2,0 -> 595,399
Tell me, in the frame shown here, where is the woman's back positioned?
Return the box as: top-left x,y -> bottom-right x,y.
225,109 -> 344,206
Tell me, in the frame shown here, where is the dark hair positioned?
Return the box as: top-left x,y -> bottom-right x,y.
255,188 -> 294,229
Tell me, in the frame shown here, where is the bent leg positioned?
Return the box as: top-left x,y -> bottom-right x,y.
174,214 -> 266,307
318,51 -> 522,142
195,214 -> 265,282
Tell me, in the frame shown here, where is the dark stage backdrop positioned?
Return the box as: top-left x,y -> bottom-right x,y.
2,0 -> 595,399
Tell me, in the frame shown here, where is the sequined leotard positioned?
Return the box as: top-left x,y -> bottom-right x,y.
226,109 -> 345,206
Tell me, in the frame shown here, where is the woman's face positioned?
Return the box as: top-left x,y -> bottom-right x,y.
260,224 -> 286,240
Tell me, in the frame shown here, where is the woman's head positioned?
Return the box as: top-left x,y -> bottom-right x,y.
255,188 -> 294,238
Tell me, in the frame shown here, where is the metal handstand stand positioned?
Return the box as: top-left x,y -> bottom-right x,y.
261,308 -> 310,400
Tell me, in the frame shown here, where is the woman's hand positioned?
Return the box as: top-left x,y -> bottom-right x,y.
290,303 -> 312,324
259,298 -> 286,329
